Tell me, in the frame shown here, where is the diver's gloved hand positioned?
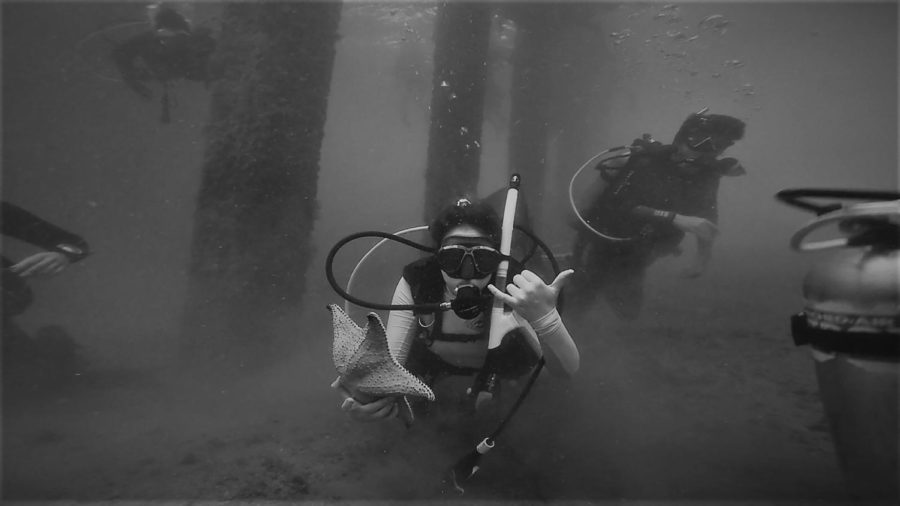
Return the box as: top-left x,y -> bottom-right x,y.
672,215 -> 718,242
9,252 -> 71,278
487,269 -> 575,323
716,157 -> 746,177
330,377 -> 399,422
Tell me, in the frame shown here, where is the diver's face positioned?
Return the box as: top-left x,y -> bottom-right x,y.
673,141 -> 728,172
678,133 -> 731,159
438,225 -> 497,293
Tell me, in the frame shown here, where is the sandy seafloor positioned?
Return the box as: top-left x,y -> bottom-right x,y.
1,269 -> 875,505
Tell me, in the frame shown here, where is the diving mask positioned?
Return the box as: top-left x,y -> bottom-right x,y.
436,244 -> 504,279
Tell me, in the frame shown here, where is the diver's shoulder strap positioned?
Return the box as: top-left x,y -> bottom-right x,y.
402,257 -> 445,315
627,137 -> 677,168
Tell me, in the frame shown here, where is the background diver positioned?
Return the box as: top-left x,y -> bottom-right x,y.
568,110 -> 747,320
2,201 -> 91,387
111,2 -> 217,122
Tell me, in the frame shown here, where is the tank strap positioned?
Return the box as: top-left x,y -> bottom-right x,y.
792,313 -> 900,358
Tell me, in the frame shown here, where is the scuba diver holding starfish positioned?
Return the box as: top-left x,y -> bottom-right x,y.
111,2 -> 216,122
324,176 -> 579,492
331,195 -> 579,422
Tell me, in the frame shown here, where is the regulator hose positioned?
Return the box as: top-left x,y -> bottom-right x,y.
325,226 -> 562,313
776,188 -> 900,215
568,146 -> 634,242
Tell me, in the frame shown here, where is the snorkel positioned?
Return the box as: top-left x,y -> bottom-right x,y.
490,175 -> 519,347
471,174 -> 523,408
449,173 -> 559,494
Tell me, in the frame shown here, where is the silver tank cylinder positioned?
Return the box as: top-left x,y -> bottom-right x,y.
791,204 -> 899,501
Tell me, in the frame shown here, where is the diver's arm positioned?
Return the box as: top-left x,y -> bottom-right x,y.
631,204 -> 719,245
631,205 -> 678,224
672,214 -> 718,241
671,173 -> 720,243
521,309 -> 579,377
334,278 -> 415,423
488,269 -> 580,376
385,278 -> 418,365
2,202 -> 90,264
331,378 -> 400,422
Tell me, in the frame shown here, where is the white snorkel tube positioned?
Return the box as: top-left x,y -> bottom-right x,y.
488,174 -> 521,351
470,173 -> 543,409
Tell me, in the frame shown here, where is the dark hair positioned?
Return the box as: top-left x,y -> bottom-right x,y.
429,197 -> 501,246
154,6 -> 192,33
673,112 -> 746,146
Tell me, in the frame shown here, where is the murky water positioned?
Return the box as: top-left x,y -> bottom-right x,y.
2,1 -> 896,502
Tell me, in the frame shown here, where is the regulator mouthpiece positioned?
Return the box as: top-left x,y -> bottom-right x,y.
452,285 -> 486,319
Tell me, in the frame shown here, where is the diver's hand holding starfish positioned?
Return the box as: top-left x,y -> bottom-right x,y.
328,304 -> 434,425
9,252 -> 71,278
331,378 -> 400,422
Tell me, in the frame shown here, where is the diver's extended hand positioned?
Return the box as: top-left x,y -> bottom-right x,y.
9,252 -> 71,278
330,378 -> 399,422
673,215 -> 718,242
487,269 -> 575,323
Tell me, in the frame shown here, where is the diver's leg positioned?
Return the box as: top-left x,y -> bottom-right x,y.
2,317 -> 41,390
564,235 -> 604,317
603,254 -> 647,321
2,317 -> 36,361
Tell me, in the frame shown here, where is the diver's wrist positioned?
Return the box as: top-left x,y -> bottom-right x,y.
633,205 -> 676,223
54,243 -> 89,262
530,308 -> 562,336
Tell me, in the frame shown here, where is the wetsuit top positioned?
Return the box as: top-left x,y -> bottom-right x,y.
2,202 -> 90,268
585,143 -> 727,254
385,257 -> 578,378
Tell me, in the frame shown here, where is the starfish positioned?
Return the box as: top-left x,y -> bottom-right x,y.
328,304 -> 435,420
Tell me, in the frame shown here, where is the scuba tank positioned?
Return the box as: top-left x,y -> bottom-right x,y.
778,188 -> 899,501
